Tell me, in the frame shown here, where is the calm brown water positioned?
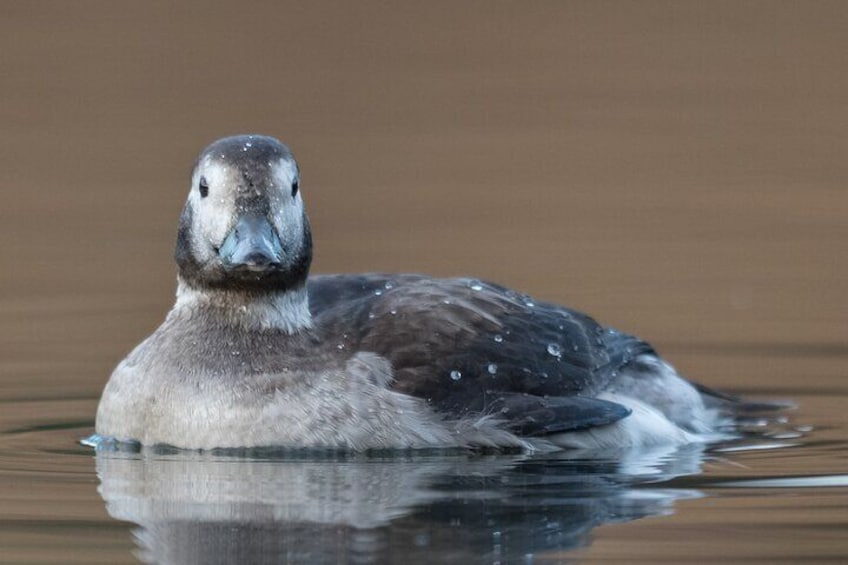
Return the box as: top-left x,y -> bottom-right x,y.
1,2 -> 846,563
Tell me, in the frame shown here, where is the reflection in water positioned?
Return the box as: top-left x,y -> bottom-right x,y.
94,445 -> 706,564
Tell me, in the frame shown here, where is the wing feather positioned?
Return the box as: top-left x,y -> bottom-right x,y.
308,274 -> 645,435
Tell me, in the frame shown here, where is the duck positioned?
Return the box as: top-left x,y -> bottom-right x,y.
94,134 -> 745,452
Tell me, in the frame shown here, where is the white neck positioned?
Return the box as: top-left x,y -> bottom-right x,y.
173,278 -> 313,333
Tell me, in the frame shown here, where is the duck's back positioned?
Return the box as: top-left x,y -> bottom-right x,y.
307,274 -> 656,435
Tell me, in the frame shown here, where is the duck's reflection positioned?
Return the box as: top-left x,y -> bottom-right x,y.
94,445 -> 706,564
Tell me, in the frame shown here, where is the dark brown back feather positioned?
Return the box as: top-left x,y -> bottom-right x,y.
308,274 -> 650,435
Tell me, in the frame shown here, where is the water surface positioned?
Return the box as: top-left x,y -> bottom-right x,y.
1,395 -> 845,563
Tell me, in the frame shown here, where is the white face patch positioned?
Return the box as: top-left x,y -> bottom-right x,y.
186,155 -> 305,266
268,159 -> 306,261
188,157 -> 239,263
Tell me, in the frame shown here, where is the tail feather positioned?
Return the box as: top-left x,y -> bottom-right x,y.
693,382 -> 795,415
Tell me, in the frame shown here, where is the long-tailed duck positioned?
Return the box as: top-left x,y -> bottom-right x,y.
95,135 -> 751,451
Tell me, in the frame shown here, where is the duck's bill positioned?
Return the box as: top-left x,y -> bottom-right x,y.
217,215 -> 284,272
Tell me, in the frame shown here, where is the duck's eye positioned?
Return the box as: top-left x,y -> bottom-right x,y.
291,179 -> 299,198
198,176 -> 209,198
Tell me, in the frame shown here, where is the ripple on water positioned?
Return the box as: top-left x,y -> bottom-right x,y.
714,475 -> 848,489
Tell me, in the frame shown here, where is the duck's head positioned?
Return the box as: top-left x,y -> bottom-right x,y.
175,135 -> 311,293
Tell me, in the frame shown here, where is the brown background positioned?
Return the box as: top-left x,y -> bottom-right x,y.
5,3 -> 846,382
